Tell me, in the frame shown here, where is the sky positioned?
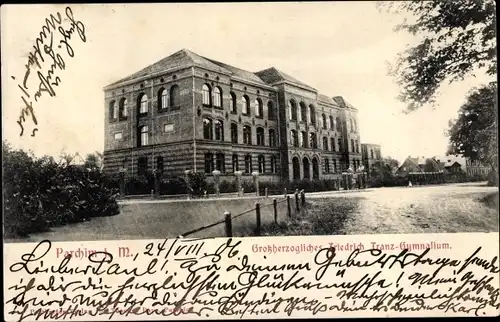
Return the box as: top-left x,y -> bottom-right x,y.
1,3 -> 495,164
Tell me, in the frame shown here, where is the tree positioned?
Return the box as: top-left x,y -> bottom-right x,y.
424,159 -> 439,172
84,152 -> 104,171
447,82 -> 498,171
379,0 -> 496,111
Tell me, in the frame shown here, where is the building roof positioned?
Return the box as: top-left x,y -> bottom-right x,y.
333,96 -> 356,109
105,49 -> 232,88
255,67 -> 317,91
317,93 -> 342,107
433,155 -> 466,168
202,57 -> 269,86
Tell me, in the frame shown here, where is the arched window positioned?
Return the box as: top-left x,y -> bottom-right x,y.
230,123 -> 238,143
138,94 -> 148,114
322,114 -> 327,129
291,130 -> 298,147
230,92 -> 237,113
256,127 -> 265,145
158,88 -> 167,111
338,138 -> 342,152
119,98 -> 128,118
243,125 -> 252,145
258,155 -> 265,173
270,156 -> 277,174
216,153 -> 225,172
300,131 -> 307,148
109,100 -> 117,120
242,95 -> 250,115
323,137 -> 328,150
138,125 -> 148,146
213,87 -> 222,109
331,138 -> 336,151
269,129 -> 276,147
203,118 -> 213,140
202,84 -> 211,106
309,133 -> 318,149
170,85 -> 180,107
244,154 -> 252,173
268,101 -> 276,120
255,99 -> 263,118
204,153 -> 214,173
309,105 -> 316,125
232,154 -> 239,172
330,116 -> 334,130
351,139 -> 355,152
336,117 -> 341,131
300,102 -> 307,122
214,119 -> 224,141
289,100 -> 298,121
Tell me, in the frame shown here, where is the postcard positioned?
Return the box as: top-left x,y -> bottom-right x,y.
2,2 -> 499,321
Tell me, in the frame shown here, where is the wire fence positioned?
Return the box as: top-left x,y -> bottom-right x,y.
179,190 -> 306,238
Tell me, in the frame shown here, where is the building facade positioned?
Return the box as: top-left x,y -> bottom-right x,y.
465,158 -> 490,177
361,143 -> 382,174
103,49 -> 363,182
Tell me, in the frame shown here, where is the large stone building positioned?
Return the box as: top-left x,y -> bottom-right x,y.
361,143 -> 382,174
103,49 -> 363,182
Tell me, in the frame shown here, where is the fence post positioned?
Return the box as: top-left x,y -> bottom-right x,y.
240,187 -> 244,197
255,203 -> 261,236
284,188 -> 287,198
150,189 -> 154,199
287,195 -> 292,218
295,192 -> 300,212
273,198 -> 278,224
301,190 -> 305,206
224,211 -> 232,237
265,187 -> 268,198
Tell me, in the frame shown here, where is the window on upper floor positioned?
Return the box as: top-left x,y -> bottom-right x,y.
323,137 -> 328,150
255,99 -> 263,118
232,154 -> 239,172
322,114 -> 327,129
138,125 -> 149,147
213,86 -> 222,109
138,94 -> 148,115
330,116 -> 334,130
256,127 -> 265,146
170,85 -> 180,107
214,119 -> 224,141
230,123 -> 238,143
203,118 -> 213,140
269,129 -> 277,147
324,158 -> 330,173
300,131 -> 307,148
158,88 -> 168,111
291,130 -> 298,147
244,154 -> 252,173
338,138 -> 342,151
300,102 -> 307,122
351,139 -> 355,152
289,100 -> 298,121
202,84 -> 211,106
336,117 -> 341,131
109,100 -> 118,120
230,92 -> 237,113
243,125 -> 252,145
309,105 -> 316,125
309,132 -> 318,149
119,98 -> 128,119
331,137 -> 336,152
242,95 -> 250,115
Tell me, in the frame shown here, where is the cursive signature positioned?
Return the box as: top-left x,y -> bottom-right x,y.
13,6 -> 86,137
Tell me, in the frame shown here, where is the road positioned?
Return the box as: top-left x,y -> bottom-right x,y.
6,182 -> 498,242
306,182 -> 498,235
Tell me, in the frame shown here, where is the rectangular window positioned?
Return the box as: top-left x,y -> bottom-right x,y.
114,132 -> 123,140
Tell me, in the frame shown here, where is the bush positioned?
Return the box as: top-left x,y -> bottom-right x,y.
3,143 -> 120,238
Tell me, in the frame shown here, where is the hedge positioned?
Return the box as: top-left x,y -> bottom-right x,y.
3,144 -> 120,238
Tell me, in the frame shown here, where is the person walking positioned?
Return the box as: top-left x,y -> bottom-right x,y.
408,181 -> 413,187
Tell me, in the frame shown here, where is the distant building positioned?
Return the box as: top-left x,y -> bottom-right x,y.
102,48 -> 364,182
433,155 -> 467,174
361,143 -> 382,174
397,156 -> 441,175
